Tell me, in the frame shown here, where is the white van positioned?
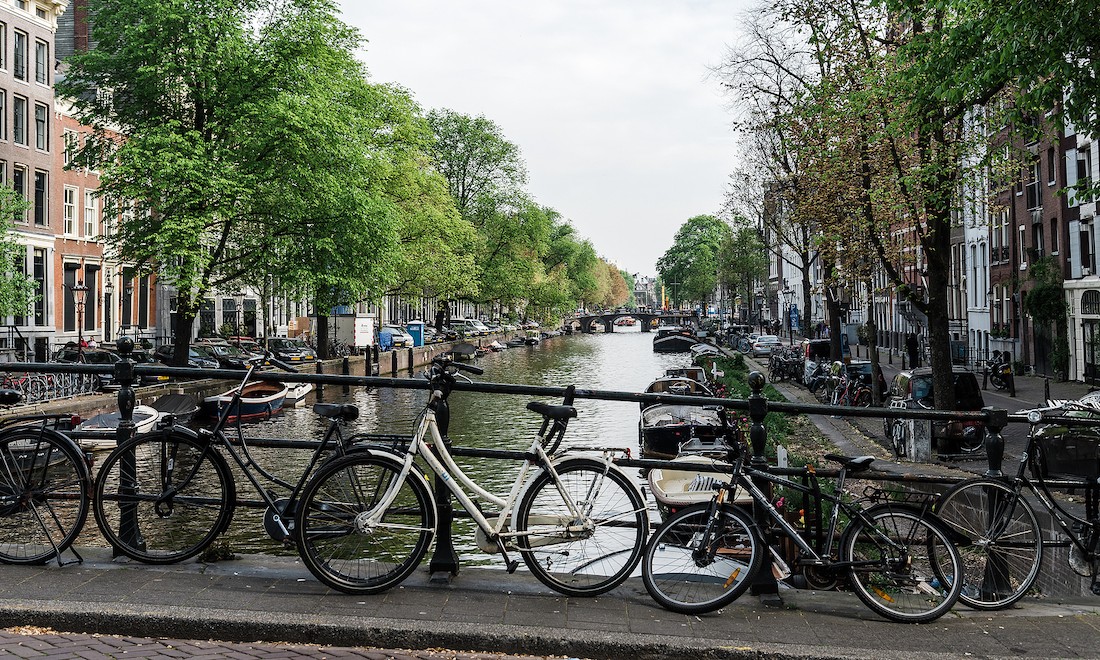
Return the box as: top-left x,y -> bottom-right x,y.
450,318 -> 490,337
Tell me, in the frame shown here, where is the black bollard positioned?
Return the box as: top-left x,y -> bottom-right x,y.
747,370 -> 781,606
427,389 -> 459,581
982,406 -> 1009,478
113,337 -> 145,556
342,357 -> 350,394
315,361 -> 324,401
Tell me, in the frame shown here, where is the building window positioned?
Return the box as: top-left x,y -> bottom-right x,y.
62,129 -> 76,165
83,190 -> 97,238
0,91 -> 6,141
1026,159 -> 1041,210
33,170 -> 46,226
14,1 -> 26,11
63,186 -> 76,235
11,165 -> 25,223
1033,223 -> 1044,259
13,31 -> 26,81
33,102 -> 46,150
32,247 -> 45,326
12,96 -> 25,145
0,23 -> 7,71
1081,147 -> 1094,201
1085,291 -> 1100,315
33,40 -> 46,85
1048,147 -> 1057,186
1051,218 -> 1059,254
1018,224 -> 1026,266
1082,220 -> 1096,275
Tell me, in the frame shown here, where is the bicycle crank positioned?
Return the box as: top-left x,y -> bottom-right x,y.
263,498 -> 294,542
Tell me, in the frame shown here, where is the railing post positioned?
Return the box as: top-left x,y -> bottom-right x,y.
983,407 -> 1008,478
747,370 -> 781,605
315,361 -> 324,401
428,394 -> 459,581
341,357 -> 350,394
113,337 -> 145,556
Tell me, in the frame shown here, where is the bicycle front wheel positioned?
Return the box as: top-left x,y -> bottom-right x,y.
934,479 -> 1041,610
840,505 -> 962,623
0,428 -> 90,564
296,454 -> 435,595
515,459 -> 648,596
93,431 -> 235,564
641,502 -> 762,614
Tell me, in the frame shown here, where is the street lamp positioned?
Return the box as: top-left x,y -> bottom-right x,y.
781,287 -> 794,346
232,291 -> 245,340
70,281 -> 89,358
103,277 -> 114,342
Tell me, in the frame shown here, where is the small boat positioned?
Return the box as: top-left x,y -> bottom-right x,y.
449,342 -> 479,361
487,340 -> 507,352
614,316 -> 637,326
665,366 -> 708,385
524,330 -> 541,345
639,404 -> 734,459
283,382 -> 315,407
75,405 -> 162,451
505,336 -> 527,348
653,325 -> 698,353
647,453 -> 749,517
149,392 -> 200,424
202,381 -> 288,422
641,376 -> 713,411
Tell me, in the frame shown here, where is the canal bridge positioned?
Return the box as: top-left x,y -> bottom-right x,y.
566,310 -> 699,333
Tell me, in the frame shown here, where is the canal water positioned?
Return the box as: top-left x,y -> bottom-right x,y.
176,327 -> 695,563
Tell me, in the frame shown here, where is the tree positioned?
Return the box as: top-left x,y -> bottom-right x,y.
58,0 -> 400,364
718,223 -> 768,319
656,215 -> 732,310
0,191 -> 34,319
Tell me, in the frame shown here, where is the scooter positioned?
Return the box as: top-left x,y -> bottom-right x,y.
987,357 -> 1012,391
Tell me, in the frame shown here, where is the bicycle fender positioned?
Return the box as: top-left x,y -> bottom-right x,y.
2,425 -> 88,477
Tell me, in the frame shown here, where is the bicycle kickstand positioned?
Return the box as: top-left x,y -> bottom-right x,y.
493,535 -> 520,573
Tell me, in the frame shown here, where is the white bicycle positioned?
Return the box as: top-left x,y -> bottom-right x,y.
294,356 -> 649,596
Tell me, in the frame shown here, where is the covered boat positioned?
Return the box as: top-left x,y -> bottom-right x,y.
202,381 -> 288,422
641,376 -> 713,411
75,405 -> 162,451
652,325 -> 698,353
647,454 -> 750,517
149,392 -> 199,424
283,382 -> 315,407
639,404 -> 735,459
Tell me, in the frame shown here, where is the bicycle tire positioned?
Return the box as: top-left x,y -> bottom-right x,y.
93,430 -> 235,564
641,502 -> 762,614
296,453 -> 435,595
934,479 -> 1042,610
515,458 -> 648,597
0,427 -> 90,564
839,504 -> 962,623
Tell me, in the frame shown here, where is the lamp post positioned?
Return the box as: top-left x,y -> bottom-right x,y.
70,281 -> 89,358
232,291 -> 245,340
103,277 -> 114,342
781,287 -> 794,345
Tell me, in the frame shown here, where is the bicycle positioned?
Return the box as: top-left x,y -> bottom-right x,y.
933,404 -> 1099,610
292,356 -> 649,596
0,388 -> 91,565
92,354 -> 363,565
641,442 -> 964,623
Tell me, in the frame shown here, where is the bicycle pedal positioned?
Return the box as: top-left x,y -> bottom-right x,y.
506,559 -> 519,574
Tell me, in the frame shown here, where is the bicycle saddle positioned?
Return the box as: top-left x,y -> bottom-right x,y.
312,403 -> 359,422
0,389 -> 20,406
526,401 -> 577,420
823,454 -> 875,472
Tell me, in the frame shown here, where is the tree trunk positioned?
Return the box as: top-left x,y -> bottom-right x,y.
170,303 -> 197,367
316,309 -> 330,360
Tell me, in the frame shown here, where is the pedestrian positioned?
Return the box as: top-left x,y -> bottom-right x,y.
906,332 -> 920,368
87,337 -> 98,349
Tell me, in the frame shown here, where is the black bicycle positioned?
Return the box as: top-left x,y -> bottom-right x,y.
641,441 -> 963,623
91,355 -> 364,564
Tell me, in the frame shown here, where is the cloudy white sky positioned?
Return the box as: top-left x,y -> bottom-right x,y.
336,1 -> 753,277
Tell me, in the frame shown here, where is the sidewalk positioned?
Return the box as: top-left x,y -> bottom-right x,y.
3,548 -> 1100,660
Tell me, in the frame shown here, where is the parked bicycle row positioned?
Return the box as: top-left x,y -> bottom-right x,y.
1,353 -> 1099,624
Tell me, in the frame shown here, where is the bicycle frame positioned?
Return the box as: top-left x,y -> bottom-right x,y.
361,394 -> 610,550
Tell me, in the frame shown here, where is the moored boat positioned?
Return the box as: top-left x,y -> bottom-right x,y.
75,405 -> 162,451
652,325 -> 698,353
647,453 -> 749,517
283,382 -> 315,407
202,381 -> 288,422
641,376 -> 713,411
149,392 -> 200,424
639,403 -> 734,459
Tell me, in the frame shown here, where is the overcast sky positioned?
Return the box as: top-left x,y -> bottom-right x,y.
336,1 -> 752,277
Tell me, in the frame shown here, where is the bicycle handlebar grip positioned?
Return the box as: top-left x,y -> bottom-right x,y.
456,363 -> 484,376
270,357 -> 298,373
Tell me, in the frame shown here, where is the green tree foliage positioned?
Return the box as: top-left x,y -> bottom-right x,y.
426,109 -> 527,218
0,190 -> 34,318
719,222 -> 769,309
58,0 -> 408,363
657,215 -> 733,308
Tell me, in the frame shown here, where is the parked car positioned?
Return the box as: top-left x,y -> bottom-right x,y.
380,325 -> 415,348
288,338 -> 318,361
751,335 -> 781,357
265,337 -> 315,363
153,344 -> 220,369
101,346 -> 172,386
51,347 -> 122,389
451,318 -> 491,337
194,340 -> 252,370
882,367 -> 985,453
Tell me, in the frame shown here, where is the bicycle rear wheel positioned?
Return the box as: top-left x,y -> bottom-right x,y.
934,479 -> 1041,609
840,505 -> 962,623
296,454 -> 435,595
0,428 -> 90,564
515,459 -> 648,597
93,431 -> 234,564
641,502 -> 762,614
